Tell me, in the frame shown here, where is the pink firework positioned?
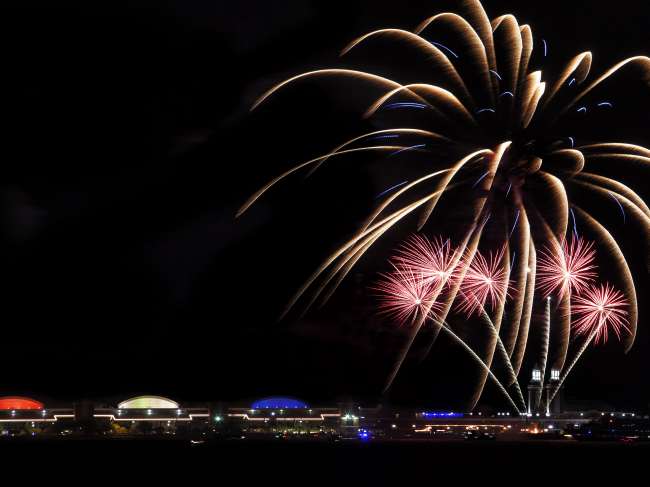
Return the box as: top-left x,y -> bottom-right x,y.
393,235 -> 460,290
572,283 -> 629,344
373,265 -> 440,326
537,236 -> 597,298
457,247 -> 510,317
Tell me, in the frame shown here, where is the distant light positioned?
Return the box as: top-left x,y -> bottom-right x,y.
215,416 -> 223,422
147,409 -> 152,415
421,412 -> 463,418
251,398 -> 308,409
391,424 -> 397,429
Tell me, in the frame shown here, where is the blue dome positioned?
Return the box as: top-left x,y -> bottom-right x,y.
251,397 -> 309,409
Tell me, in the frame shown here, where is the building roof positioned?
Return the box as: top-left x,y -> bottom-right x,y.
251,397 -> 309,409
117,395 -> 179,409
0,396 -> 44,410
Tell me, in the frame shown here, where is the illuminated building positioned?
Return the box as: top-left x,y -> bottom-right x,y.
527,369 -> 543,415
0,396 -> 73,435
118,395 -> 180,409
0,397 -> 44,410
0,393 -> 620,439
544,369 -> 563,415
228,397 -> 340,436
93,395 -> 209,434
527,368 -> 563,416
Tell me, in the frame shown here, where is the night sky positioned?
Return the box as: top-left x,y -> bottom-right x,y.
1,0 -> 648,410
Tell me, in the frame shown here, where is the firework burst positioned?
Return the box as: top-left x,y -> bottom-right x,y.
572,283 -> 630,344
373,265 -> 441,326
537,236 -> 598,298
457,246 -> 511,316
393,235 -> 460,289
239,0 -> 648,409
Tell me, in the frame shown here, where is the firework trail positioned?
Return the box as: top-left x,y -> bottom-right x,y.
536,296 -> 551,410
476,301 -> 527,410
547,283 -> 630,405
435,320 -> 524,414
239,0 -> 648,408
374,246 -> 525,412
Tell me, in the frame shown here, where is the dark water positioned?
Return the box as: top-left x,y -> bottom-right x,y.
2,438 -> 647,482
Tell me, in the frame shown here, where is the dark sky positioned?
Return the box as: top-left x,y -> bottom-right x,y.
0,0 -> 648,410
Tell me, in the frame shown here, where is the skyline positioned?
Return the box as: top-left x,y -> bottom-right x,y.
0,0 -> 648,411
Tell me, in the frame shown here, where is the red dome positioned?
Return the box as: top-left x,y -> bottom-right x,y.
0,397 -> 44,410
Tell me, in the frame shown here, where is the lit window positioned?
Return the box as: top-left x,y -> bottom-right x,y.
551,369 -> 560,381
532,369 -> 541,381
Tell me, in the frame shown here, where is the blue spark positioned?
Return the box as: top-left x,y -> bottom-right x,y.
473,171 -> 490,188
510,251 -> 517,270
608,193 -> 626,223
499,91 -> 514,98
390,144 -> 426,157
490,70 -> 503,81
568,78 -> 576,87
477,108 -> 496,114
570,208 -> 579,237
384,102 -> 427,110
577,106 -> 587,113
431,41 -> 459,59
568,136 -> 575,148
376,181 -> 409,199
367,134 -> 399,141
481,212 -> 492,227
505,183 -> 512,198
598,101 -> 614,108
542,39 -> 548,57
509,209 -> 521,238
